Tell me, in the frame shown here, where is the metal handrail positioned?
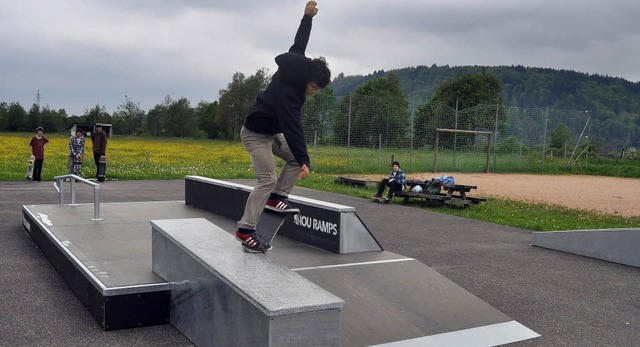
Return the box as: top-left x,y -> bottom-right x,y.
53,174 -> 103,221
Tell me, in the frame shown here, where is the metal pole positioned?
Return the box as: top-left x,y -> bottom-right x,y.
54,174 -> 102,221
485,133 -> 492,173
585,111 -> 591,169
433,130 -> 440,173
378,134 -> 382,171
409,102 -> 414,171
346,94 -> 352,172
58,179 -> 64,204
93,186 -> 102,221
312,131 -> 317,171
493,103 -> 499,170
568,115 -> 591,168
454,100 -> 458,171
519,142 -> 523,172
541,107 -> 549,172
70,179 -> 76,205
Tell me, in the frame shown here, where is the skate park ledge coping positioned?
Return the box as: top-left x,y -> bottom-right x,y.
186,175 -> 355,212
151,218 -> 344,316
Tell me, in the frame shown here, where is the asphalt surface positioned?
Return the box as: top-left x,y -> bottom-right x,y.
1,179 -> 638,346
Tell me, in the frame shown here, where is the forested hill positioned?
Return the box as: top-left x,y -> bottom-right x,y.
331,65 -> 640,118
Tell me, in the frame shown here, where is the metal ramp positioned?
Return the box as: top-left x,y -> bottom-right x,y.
532,228 -> 640,268
20,178 -> 540,345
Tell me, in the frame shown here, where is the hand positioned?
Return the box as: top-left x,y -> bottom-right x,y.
304,1 -> 318,17
300,164 -> 310,180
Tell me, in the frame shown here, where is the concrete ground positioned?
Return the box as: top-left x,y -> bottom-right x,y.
1,179 -> 638,346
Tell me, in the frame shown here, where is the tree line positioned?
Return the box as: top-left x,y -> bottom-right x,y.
332,64 -> 640,150
0,68 -> 270,139
2,64 -> 638,152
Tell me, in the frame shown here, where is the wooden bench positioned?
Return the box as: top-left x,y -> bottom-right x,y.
337,176 -> 378,188
394,190 -> 452,204
394,179 -> 486,208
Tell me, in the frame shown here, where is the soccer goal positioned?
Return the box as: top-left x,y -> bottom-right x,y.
433,128 -> 493,173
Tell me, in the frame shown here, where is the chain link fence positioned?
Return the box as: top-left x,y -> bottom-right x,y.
301,93 -> 609,174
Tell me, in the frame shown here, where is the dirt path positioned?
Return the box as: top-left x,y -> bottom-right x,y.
356,173 -> 640,217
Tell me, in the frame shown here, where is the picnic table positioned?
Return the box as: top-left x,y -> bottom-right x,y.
393,179 -> 486,208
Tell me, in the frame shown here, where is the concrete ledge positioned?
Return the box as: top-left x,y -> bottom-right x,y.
151,218 -> 343,346
184,175 -> 382,254
532,228 -> 640,268
21,204 -> 170,330
185,175 -> 355,214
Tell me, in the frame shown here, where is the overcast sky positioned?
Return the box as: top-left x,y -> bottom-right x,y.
2,0 -> 639,116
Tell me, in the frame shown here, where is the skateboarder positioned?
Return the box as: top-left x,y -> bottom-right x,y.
91,123 -> 107,180
235,1 -> 331,252
68,129 -> 85,175
28,127 -> 49,182
372,161 -> 406,203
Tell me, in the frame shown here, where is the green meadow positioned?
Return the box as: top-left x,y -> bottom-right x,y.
2,132 -> 639,231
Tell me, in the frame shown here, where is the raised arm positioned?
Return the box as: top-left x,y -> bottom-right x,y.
288,1 -> 318,55
276,1 -> 320,88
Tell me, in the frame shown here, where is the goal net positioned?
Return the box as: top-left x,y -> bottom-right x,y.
433,128 -> 492,173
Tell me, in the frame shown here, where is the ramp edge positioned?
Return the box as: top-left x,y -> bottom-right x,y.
370,320 -> 540,347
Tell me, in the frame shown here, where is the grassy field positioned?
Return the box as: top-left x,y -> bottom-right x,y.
2,132 -> 639,231
1,133 -> 256,180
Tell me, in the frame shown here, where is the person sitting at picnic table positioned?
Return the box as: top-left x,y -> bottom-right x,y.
372,161 -> 406,202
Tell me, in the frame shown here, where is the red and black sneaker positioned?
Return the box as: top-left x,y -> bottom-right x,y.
235,230 -> 272,253
265,198 -> 300,214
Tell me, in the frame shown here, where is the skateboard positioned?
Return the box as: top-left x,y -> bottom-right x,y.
26,155 -> 35,181
97,155 -> 106,182
372,196 -> 389,204
241,209 -> 288,254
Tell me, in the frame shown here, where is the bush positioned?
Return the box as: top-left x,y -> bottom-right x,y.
625,147 -> 638,160
496,135 -> 526,154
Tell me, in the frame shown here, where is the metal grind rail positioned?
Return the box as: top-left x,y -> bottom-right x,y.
53,174 -> 102,221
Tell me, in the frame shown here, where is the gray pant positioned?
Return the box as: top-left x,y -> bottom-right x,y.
68,155 -> 82,174
238,126 -> 300,230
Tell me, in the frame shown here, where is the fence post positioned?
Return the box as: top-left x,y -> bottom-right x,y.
347,94 -> 352,173
519,142 -> 523,172
564,141 -> 568,166
453,100 -> 459,171
541,107 -> 549,172
585,111 -> 591,169
433,129 -> 440,173
312,131 -> 317,171
409,102 -> 414,171
378,134 -> 382,171
493,103 -> 499,171
568,115 -> 591,169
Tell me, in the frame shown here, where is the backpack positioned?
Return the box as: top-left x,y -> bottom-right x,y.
436,175 -> 455,185
424,179 -> 443,195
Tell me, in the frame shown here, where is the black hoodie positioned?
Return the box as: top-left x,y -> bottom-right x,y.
243,14 -> 314,168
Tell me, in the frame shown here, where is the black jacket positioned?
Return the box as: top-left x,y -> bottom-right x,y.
243,14 -> 314,168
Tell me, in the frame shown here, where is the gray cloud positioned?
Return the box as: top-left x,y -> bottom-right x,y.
1,0 -> 638,116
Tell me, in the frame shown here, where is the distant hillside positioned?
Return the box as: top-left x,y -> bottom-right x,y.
331,65 -> 640,118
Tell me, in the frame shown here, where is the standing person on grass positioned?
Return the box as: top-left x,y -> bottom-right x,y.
68,129 -> 85,175
29,127 -> 49,182
91,123 -> 107,179
373,161 -> 406,202
235,0 -> 331,253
